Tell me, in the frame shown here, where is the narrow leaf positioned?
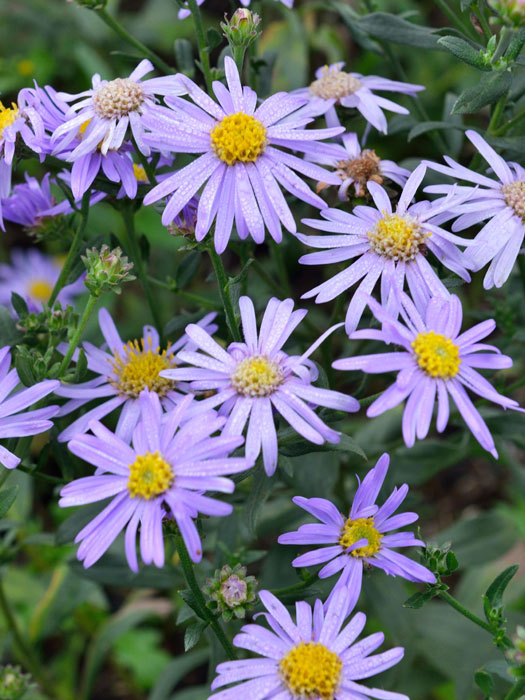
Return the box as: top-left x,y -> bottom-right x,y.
0,486 -> 19,518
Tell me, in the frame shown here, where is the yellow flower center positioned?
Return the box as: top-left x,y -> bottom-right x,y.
339,517 -> 383,558
230,354 -> 284,397
133,163 -> 148,182
127,450 -> 173,499
502,180 -> 525,221
93,78 -> 144,120
309,66 -> 361,101
110,338 -> 176,398
28,279 -> 53,304
0,101 -> 19,139
210,112 -> 267,165
367,212 -> 429,261
412,331 -> 461,379
279,642 -> 343,700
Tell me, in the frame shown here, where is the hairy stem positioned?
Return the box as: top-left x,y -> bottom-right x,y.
438,590 -> 495,634
57,294 -> 98,377
504,678 -> 525,700
207,247 -> 242,342
187,0 -> 214,94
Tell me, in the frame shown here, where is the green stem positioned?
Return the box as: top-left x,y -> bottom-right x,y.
174,536 -> 237,660
473,2 -> 492,41
95,7 -> 173,75
57,295 -> 98,377
270,241 -> 292,298
270,573 -> 318,598
147,276 -> 220,309
186,0 -> 214,94
232,45 -> 247,76
17,463 -> 65,485
492,105 -> 525,136
438,590 -> 495,634
435,0 -> 477,39
487,92 -> 509,134
207,247 -> 242,342
504,678 -> 525,700
49,192 -> 90,307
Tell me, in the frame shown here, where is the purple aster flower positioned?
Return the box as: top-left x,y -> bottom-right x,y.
55,308 -> 218,443
297,163 -> 473,334
279,453 -> 435,614
333,292 -> 522,458
162,296 -> 359,476
0,248 -> 85,314
424,129 -> 525,289
141,56 -> 344,253
209,586 -> 408,700
293,62 -> 424,133
0,346 -> 59,469
311,132 -> 410,199
177,0 -> 293,19
50,60 -> 186,159
59,390 -> 252,569
166,196 -> 199,238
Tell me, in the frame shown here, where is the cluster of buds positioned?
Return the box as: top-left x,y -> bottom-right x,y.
221,9 -> 261,52
203,564 -> 257,621
0,666 -> 34,700
421,540 -> 459,577
82,245 -> 135,297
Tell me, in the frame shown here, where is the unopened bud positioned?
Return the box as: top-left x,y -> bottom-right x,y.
507,626 -> 525,667
82,245 -> 135,296
221,9 -> 261,50
0,665 -> 33,700
203,564 -> 257,621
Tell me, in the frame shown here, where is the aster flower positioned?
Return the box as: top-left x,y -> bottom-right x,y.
162,296 -> 359,476
293,62 -> 424,133
55,308 -> 218,443
333,292 -> 521,458
0,248 -> 85,314
59,390 -> 252,569
424,129 -> 525,289
166,196 -> 199,238
297,163 -> 473,334
209,586 -> 408,700
177,0 -> 293,20
142,56 -> 344,253
312,132 -> 410,199
279,453 -> 435,613
0,346 -> 59,470
50,60 -> 186,159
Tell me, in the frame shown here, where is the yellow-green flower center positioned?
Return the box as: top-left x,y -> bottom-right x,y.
127,450 -> 173,499
367,212 -> 429,261
502,180 -> 525,222
110,338 -> 176,398
93,78 -> 144,119
309,67 -> 361,101
210,112 -> 267,165
28,279 -> 53,304
339,517 -> 383,558
279,642 -> 343,700
0,101 -> 19,139
412,331 -> 461,379
230,355 -> 284,397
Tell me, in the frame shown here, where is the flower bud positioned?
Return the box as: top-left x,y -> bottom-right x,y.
203,563 -> 257,621
490,0 -> 525,26
221,9 -> 261,50
82,245 -> 135,296
0,665 -> 33,700
507,626 -> 525,667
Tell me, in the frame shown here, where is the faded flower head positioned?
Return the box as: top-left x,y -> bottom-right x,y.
82,244 -> 135,296
203,563 -> 258,621
0,666 -> 33,700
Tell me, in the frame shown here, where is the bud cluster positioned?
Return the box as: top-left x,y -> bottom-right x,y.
221,9 -> 261,51
203,563 -> 257,621
0,665 -> 34,700
82,245 -> 135,296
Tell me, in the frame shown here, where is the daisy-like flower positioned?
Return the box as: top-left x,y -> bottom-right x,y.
0,248 -> 85,314
60,390 -> 252,569
209,586 -> 408,700
142,56 -> 344,253
162,296 -> 359,476
279,453 -> 435,613
312,132 -> 410,199
55,307 -> 218,443
297,163 -> 473,334
50,60 -> 186,159
333,292 -> 522,458
293,62 -> 424,133
424,129 -> 525,289
177,0 -> 293,19
0,346 -> 59,469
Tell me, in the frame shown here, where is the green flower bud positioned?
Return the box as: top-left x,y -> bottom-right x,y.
507,626 -> 525,667
203,564 -> 258,621
221,9 -> 261,51
82,245 -> 135,297
0,665 -> 33,700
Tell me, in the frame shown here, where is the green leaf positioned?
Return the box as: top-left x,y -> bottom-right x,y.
483,564 -> 519,615
184,620 -> 208,652
70,555 -> 180,589
179,589 -> 207,620
0,486 -> 19,518
0,306 -> 23,346
174,38 -> 195,77
408,120 -> 469,141
460,0 -> 475,8
73,347 -> 88,383
14,349 -> 36,387
356,12 -> 442,49
148,649 -> 208,700
243,465 -> 273,537
452,71 -> 512,113
403,590 -> 438,609
474,669 -> 494,697
505,26 -> 525,62
10,292 -> 29,318
114,628 -> 172,690
176,252 -> 202,290
206,28 -> 223,51
437,35 -> 490,69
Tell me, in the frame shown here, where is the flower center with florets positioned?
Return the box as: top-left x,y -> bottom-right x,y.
367,212 -> 429,261
338,149 -> 382,196
412,331 -> 461,379
93,78 -> 144,119
127,450 -> 173,499
220,576 -> 248,608
109,338 -> 176,398
0,101 -> 19,139
339,517 -> 383,558
210,112 -> 267,165
502,180 -> 525,222
230,354 -> 284,397
279,642 -> 343,700
309,67 -> 361,101
28,279 -> 53,303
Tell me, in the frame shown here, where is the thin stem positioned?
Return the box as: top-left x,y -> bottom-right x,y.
49,192 -> 90,307
435,0 -> 477,39
232,45 -> 247,76
174,535 -> 237,660
473,2 -> 492,41
487,92 -> 509,134
270,573 -> 318,598
438,590 -> 495,634
186,0 -> 214,94
270,241 -> 292,297
147,276 -> 220,309
95,7 -> 172,75
504,678 -> 525,700
207,247 -> 242,342
17,463 -> 65,485
492,105 -> 525,136
57,294 -> 98,377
